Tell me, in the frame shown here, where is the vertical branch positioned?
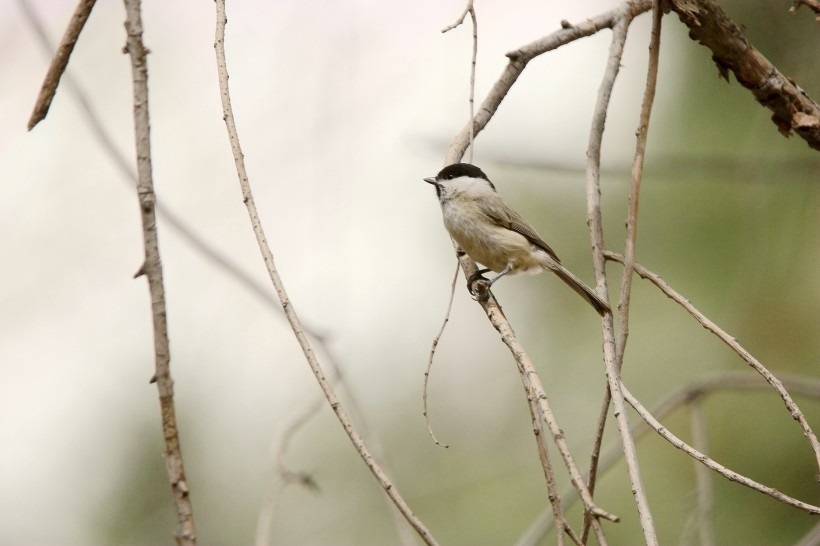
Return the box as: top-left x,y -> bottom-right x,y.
213,3 -> 438,545
122,1 -> 196,544
615,0 -> 662,366
583,2 -> 659,544
441,0 -> 478,163
690,402 -> 715,546
467,5 -> 477,163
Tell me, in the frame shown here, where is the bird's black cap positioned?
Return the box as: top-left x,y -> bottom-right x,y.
426,163 -> 495,192
435,163 -> 490,182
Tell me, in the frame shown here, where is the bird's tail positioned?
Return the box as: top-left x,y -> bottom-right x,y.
549,262 -> 610,316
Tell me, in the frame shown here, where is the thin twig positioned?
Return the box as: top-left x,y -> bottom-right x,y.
27,0 -> 97,130
582,2 -> 658,543
515,371 -> 820,546
122,1 -> 196,544
423,261 -> 460,448
445,0 -> 653,163
604,250 -> 820,476
440,0 -> 477,162
18,0 -> 331,350
617,0 -> 663,534
467,6 -> 477,163
440,0 -> 473,33
621,383 -> 820,515
690,401 -> 716,546
255,480 -> 288,546
213,4 -> 438,545
258,342 -> 417,546
527,397 -> 575,546
615,0 -> 661,367
474,298 -> 620,531
255,396 -> 323,546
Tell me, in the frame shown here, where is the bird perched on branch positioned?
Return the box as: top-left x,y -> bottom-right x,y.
424,163 -> 609,316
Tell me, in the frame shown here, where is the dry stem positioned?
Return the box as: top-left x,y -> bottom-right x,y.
123,0 -> 196,543
620,383 -> 820,514
582,2 -> 659,543
516,372 -> 820,545
214,3 -> 437,544
605,251 -> 820,476
668,0 -> 820,149
423,261 -> 460,448
27,0 -> 97,130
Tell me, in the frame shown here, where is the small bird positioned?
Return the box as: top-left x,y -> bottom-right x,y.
424,163 -> 610,316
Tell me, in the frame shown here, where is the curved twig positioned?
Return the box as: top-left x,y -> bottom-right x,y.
621,383 -> 820,515
516,372 -> 820,546
423,261 -> 460,448
214,3 -> 438,545
605,250 -> 820,476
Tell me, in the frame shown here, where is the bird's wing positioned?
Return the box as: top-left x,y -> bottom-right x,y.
477,196 -> 561,262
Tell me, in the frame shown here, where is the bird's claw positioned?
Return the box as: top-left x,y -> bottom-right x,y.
467,273 -> 491,302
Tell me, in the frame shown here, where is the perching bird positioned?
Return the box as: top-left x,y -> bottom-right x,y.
424,163 -> 609,316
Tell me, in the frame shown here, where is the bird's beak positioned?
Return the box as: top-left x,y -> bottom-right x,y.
423,176 -> 437,185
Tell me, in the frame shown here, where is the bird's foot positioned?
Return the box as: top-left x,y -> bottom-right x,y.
467,271 -> 491,302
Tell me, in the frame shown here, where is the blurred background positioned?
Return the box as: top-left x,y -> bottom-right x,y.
1,0 -> 819,544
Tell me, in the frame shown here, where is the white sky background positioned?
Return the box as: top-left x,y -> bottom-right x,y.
0,0 -> 667,541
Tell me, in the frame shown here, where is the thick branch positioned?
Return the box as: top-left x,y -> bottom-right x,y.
668,0 -> 820,150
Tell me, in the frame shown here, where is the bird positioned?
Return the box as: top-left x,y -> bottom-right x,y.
424,162 -> 610,316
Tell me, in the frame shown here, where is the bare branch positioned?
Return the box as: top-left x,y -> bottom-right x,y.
668,0 -> 820,150
27,0 -> 97,130
621,383 -> 820,515
19,0 -> 332,350
441,0 -> 473,33
605,251 -> 820,476
615,0 -> 661,365
467,6 -> 477,163
474,299 -> 620,533
122,1 -> 196,543
440,1 -> 478,162
213,3 -> 438,544
423,261 -> 460,448
690,401 -> 716,546
527,396 -> 576,546
445,0 -> 653,164
582,2 -> 659,543
518,372 -> 820,546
